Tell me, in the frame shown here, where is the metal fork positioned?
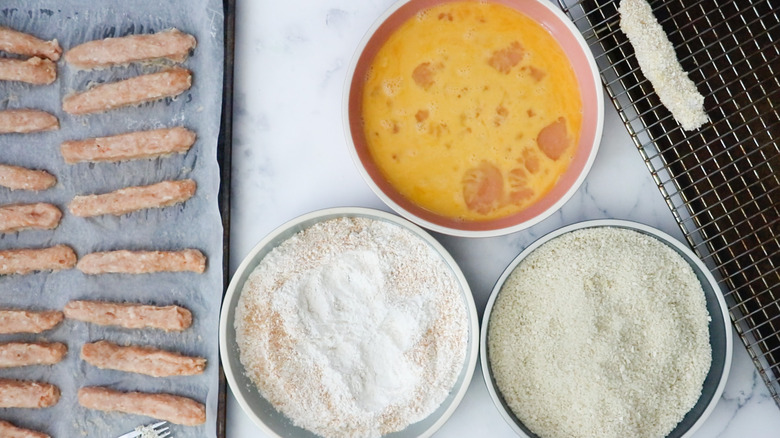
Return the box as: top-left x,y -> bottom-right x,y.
117,421 -> 171,438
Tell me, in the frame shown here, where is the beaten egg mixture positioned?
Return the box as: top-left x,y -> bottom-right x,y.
362,2 -> 582,221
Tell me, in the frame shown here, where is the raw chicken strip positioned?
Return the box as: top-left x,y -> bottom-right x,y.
0,379 -> 60,408
64,300 -> 191,331
60,127 -> 196,163
65,29 -> 196,68
0,109 -> 59,134
0,309 -> 63,334
0,342 -> 67,367
69,179 -> 196,217
0,203 -> 62,233
78,387 -> 206,426
77,249 -> 206,274
0,57 -> 56,85
62,68 -> 192,115
0,164 -> 56,191
0,420 -> 49,438
0,245 -> 76,275
0,26 -> 61,61
81,341 -> 205,377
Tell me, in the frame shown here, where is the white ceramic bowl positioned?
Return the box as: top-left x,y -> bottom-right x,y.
343,0 -> 604,237
480,219 -> 732,438
220,207 -> 479,438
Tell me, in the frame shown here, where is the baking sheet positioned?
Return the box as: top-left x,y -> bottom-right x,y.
0,1 -> 225,437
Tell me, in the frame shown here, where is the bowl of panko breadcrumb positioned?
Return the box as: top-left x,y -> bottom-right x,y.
220,207 -> 479,438
481,219 -> 732,438
344,0 -> 603,237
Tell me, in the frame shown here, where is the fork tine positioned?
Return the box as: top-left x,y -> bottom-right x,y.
154,422 -> 171,438
116,421 -> 169,438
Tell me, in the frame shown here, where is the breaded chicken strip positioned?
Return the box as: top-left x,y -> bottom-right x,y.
0,245 -> 76,275
0,164 -> 56,191
619,0 -> 708,130
0,309 -> 64,334
0,109 -> 58,134
61,127 -> 196,163
0,203 -> 62,233
65,29 -> 196,68
64,300 -> 192,331
82,341 -> 205,377
0,342 -> 67,367
0,57 -> 56,85
77,249 -> 206,274
69,179 -> 196,217
78,387 -> 205,426
62,68 -> 192,115
0,379 -> 60,408
0,26 -> 61,61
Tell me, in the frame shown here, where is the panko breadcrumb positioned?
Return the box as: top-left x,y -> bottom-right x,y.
619,0 -> 708,131
488,227 -> 711,438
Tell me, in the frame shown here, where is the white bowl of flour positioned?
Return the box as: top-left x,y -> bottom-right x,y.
481,219 -> 732,438
220,207 -> 479,438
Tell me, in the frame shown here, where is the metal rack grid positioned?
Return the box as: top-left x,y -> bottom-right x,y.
555,0 -> 780,405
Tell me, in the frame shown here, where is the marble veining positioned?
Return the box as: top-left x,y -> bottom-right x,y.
227,0 -> 780,436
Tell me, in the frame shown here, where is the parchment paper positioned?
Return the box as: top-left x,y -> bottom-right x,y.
0,1 -> 224,437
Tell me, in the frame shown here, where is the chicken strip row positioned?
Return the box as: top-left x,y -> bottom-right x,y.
60,127 -> 196,163
0,245 -> 77,275
63,300 -> 192,331
78,387 -> 205,426
0,164 -> 56,191
0,309 -> 64,334
62,68 -> 192,115
0,203 -> 62,233
0,57 -> 56,85
0,109 -> 59,134
0,420 -> 49,438
65,28 -> 196,69
0,342 -> 67,368
77,249 -> 206,274
69,179 -> 196,217
81,341 -> 205,377
0,26 -> 61,61
0,379 -> 60,408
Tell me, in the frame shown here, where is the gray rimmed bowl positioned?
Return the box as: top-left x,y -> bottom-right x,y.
220,207 -> 479,438
480,219 -> 732,438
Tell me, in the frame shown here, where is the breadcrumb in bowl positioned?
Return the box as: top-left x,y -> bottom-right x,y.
480,219 -> 732,438
220,207 -> 479,438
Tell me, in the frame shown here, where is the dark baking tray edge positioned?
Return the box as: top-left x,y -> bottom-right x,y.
217,0 -> 235,436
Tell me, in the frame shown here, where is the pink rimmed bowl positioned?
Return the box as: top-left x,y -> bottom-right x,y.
343,0 -> 604,237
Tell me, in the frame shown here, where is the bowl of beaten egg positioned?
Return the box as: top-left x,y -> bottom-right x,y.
345,0 -> 603,237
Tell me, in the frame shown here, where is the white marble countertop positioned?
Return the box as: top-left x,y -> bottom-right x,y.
226,1 -> 780,437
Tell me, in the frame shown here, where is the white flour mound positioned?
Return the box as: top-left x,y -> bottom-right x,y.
489,227 -> 712,438
235,217 -> 468,438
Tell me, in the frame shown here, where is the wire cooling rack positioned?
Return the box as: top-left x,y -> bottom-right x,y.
555,0 -> 780,405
